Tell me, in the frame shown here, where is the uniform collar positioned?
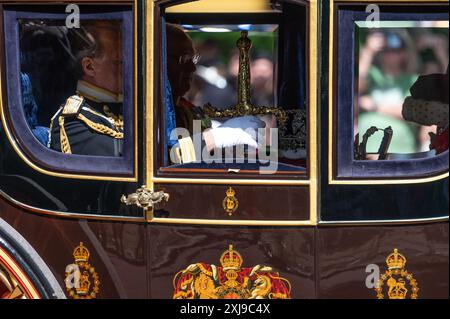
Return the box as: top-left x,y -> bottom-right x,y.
77,80 -> 123,104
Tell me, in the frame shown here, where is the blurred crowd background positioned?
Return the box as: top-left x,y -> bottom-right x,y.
18,20 -> 448,158
356,21 -> 448,157
183,28 -> 277,110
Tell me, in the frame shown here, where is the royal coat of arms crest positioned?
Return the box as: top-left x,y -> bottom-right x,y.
375,248 -> 419,299
173,245 -> 291,299
65,242 -> 100,299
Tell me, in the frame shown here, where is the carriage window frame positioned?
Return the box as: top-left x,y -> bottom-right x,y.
153,1 -> 312,181
0,5 -> 136,181
331,3 -> 449,181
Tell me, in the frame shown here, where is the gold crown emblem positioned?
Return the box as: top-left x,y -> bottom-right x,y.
220,245 -> 243,270
226,187 -> 236,197
386,248 -> 406,270
73,242 -> 90,263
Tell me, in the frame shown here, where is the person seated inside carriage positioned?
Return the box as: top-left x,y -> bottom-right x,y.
165,23 -> 275,160
49,20 -> 125,156
48,21 -> 272,159
164,23 -> 309,173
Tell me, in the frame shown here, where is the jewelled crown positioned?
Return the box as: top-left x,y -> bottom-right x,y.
220,245 -> 243,270
386,248 -> 406,270
73,242 -> 90,263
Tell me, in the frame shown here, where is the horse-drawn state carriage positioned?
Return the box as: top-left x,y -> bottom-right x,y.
0,0 -> 448,299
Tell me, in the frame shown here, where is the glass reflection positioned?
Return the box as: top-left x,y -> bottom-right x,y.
355,21 -> 449,160
163,23 -> 307,173
20,20 -> 124,156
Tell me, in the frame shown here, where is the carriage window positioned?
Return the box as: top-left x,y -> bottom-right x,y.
333,4 -> 449,180
2,6 -> 135,178
159,2 -> 308,176
355,21 -> 449,161
20,19 -> 124,156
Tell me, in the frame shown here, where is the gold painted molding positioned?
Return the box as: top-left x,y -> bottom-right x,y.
153,177 -> 310,185
150,217 -> 315,226
318,215 -> 449,226
308,0 -> 318,225
329,173 -> 449,185
165,0 -> 274,13
336,0 -> 448,2
0,189 -> 147,223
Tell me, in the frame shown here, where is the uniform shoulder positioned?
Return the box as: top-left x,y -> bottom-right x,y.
61,95 -> 85,117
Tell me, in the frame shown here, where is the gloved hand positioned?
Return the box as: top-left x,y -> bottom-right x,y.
220,115 -> 266,130
209,127 -> 258,149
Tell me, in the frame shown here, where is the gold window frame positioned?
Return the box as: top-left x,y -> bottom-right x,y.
145,0 -> 319,226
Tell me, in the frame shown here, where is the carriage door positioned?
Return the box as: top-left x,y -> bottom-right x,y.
142,0 -> 320,299
318,0 -> 449,298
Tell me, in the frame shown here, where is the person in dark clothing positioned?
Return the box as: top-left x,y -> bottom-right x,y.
166,23 -> 266,158
50,20 -> 124,156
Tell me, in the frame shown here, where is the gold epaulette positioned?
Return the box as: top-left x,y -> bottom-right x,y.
62,95 -> 84,116
58,96 -> 123,154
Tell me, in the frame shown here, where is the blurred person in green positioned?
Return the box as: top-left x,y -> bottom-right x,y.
357,30 -> 419,157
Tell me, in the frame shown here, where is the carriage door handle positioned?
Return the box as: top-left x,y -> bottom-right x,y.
121,185 -> 170,219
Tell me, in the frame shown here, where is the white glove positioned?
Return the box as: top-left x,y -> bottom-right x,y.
220,115 -> 266,130
210,127 -> 258,149
210,119 -> 223,129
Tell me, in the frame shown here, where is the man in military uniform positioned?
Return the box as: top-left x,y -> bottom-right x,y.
50,22 -> 265,158
49,21 -> 124,156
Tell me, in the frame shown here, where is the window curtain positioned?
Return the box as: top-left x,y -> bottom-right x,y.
162,17 -> 178,165
277,3 -> 307,110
